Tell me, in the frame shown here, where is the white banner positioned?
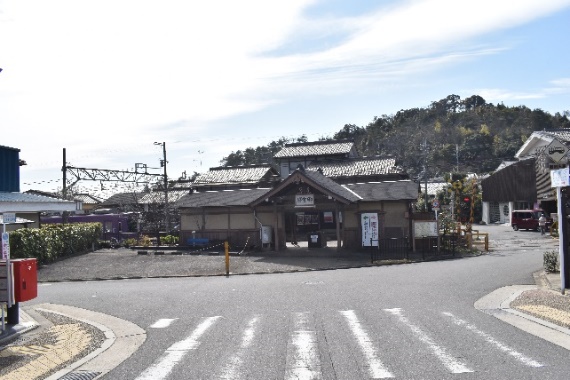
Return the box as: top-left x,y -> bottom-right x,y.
361,213 -> 379,246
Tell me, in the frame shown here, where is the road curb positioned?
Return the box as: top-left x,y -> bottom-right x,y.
475,285 -> 570,350
32,303 -> 146,380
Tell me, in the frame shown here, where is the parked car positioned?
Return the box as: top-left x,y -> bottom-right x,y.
510,210 -> 552,231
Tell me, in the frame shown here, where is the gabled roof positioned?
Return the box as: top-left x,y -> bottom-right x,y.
345,181 -> 419,201
177,188 -> 271,208
193,165 -> 278,185
139,189 -> 190,204
306,157 -> 403,178
274,140 -> 354,158
516,129 -> 570,158
73,193 -> 103,204
100,192 -> 147,206
0,192 -> 78,212
249,168 -> 362,207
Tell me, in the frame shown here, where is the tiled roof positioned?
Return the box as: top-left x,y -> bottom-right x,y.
345,181 -> 419,201
193,165 -> 277,185
274,141 -> 354,158
139,190 -> 190,204
177,188 -> 271,208
306,157 -> 402,177
534,129 -> 570,143
425,182 -> 449,196
100,192 -> 147,205
73,193 -> 103,204
302,170 -> 362,203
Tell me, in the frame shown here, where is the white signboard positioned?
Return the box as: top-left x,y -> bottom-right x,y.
1,213 -> 16,224
414,221 -> 438,237
550,167 -> 570,188
295,194 -> 315,207
361,213 -> 379,246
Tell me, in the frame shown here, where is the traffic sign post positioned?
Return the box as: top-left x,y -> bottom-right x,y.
1,213 -> 14,308
550,169 -> 570,294
432,200 -> 440,221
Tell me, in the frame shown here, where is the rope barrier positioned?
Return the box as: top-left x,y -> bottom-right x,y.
237,236 -> 251,255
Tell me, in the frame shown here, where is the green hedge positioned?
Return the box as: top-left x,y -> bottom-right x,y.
8,223 -> 102,264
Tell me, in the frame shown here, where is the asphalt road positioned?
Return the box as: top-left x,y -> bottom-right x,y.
23,224 -> 570,379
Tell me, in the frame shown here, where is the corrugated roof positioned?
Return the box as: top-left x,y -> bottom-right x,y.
306,157 -> 402,177
345,181 -> 419,201
274,141 -> 354,158
177,188 -> 271,208
0,192 -> 68,203
0,192 -> 77,212
193,165 -> 277,185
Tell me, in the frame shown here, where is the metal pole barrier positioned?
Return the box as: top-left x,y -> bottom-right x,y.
225,241 -> 230,277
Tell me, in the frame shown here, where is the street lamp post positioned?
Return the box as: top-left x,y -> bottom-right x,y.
154,142 -> 169,235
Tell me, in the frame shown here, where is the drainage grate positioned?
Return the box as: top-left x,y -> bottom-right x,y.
58,371 -> 101,380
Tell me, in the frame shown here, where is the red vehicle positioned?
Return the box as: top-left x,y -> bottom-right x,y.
510,210 -> 552,231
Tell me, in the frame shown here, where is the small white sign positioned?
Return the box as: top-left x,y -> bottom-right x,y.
2,213 -> 16,224
1,232 -> 9,260
550,167 -> 570,187
295,194 -> 315,207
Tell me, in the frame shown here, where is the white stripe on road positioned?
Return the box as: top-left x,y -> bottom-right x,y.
340,310 -> 394,379
442,312 -> 543,367
285,312 -> 323,380
135,316 -> 221,380
384,308 -> 473,374
150,318 -> 178,329
220,315 -> 260,380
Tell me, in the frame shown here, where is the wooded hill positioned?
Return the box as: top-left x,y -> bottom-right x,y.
221,94 -> 570,180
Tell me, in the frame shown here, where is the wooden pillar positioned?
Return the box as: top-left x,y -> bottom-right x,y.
336,202 -> 342,251
273,203 -> 280,251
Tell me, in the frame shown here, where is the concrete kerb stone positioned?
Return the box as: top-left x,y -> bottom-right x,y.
31,303 -> 146,380
475,285 -> 570,351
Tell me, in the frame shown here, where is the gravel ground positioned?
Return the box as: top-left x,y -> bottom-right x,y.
510,288 -> 570,329
0,310 -> 106,379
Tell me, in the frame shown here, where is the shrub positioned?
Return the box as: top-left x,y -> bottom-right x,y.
138,235 -> 152,247
544,250 -> 559,273
161,235 -> 179,245
123,238 -> 137,247
9,223 -> 101,264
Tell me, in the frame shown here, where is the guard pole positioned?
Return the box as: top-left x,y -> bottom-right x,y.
225,241 -> 230,277
557,187 -> 567,294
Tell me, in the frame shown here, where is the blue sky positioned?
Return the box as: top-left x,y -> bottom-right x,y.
1,0 -> 570,198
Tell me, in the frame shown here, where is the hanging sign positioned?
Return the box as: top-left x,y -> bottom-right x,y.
1,233 -> 9,260
361,213 -> 379,246
295,194 -> 315,207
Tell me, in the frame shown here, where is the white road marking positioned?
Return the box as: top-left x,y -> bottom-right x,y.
150,318 -> 178,329
384,308 -> 473,374
340,310 -> 394,379
285,312 -> 323,380
442,312 -> 544,368
220,315 -> 260,380
134,316 -> 221,380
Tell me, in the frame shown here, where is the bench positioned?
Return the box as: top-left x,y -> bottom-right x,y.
187,238 -> 210,247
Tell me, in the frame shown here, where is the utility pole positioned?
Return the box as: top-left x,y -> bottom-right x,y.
155,142 -> 169,233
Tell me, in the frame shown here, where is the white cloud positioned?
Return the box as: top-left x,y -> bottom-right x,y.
2,0 -> 570,192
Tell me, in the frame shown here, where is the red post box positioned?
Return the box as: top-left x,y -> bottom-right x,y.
11,258 -> 37,302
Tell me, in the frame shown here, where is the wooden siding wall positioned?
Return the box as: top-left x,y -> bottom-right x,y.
481,159 -> 536,202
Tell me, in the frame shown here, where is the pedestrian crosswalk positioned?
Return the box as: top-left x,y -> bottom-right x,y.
134,308 -> 545,379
